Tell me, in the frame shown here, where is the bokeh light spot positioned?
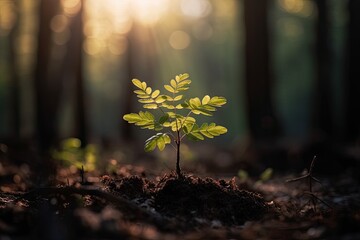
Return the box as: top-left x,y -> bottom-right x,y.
50,14 -> 69,33
169,30 -> 191,50
53,29 -> 71,45
0,1 -> 17,36
84,38 -> 105,55
181,0 -> 212,18
279,0 -> 314,17
108,35 -> 128,55
61,0 -> 81,16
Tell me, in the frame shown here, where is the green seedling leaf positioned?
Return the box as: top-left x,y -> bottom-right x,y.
138,99 -> 154,103
123,73 -> 227,177
123,111 -> 155,129
164,85 -> 176,93
132,79 -> 144,89
202,95 -> 210,105
260,168 -> 273,182
145,133 -> 171,152
143,104 -> 158,109
151,90 -> 160,98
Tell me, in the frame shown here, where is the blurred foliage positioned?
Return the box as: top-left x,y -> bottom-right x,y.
52,138 -> 98,171
237,167 -> 273,183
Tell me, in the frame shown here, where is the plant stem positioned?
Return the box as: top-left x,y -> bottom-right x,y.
175,130 -> 182,178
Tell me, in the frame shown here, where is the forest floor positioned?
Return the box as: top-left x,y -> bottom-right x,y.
0,144 -> 360,239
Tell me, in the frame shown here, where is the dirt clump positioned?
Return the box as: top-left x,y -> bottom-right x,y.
153,174 -> 269,225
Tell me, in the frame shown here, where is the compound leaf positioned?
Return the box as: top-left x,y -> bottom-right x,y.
145,133 -> 171,152
123,111 -> 155,129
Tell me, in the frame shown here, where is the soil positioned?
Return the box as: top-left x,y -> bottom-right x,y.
1,148 -> 360,239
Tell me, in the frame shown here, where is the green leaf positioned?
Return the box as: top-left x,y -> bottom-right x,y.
144,137 -> 157,152
132,79 -> 143,89
189,98 -> 201,108
186,124 -> 204,141
143,104 -> 158,109
145,87 -> 152,94
161,103 -> 175,109
202,95 -> 210,105
177,80 -> 191,87
155,96 -> 166,103
138,99 -> 154,103
123,111 -> 155,129
173,95 -> 183,101
170,79 -> 177,88
175,104 -> 183,109
151,90 -> 160,98
176,73 -> 189,82
164,85 -> 176,93
177,87 -> 189,91
137,94 -> 151,99
208,96 -> 227,106
259,168 -> 273,182
185,122 -> 227,140
158,114 -> 169,124
144,133 -> 171,152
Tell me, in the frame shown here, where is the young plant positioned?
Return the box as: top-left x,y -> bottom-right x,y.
123,73 -> 227,177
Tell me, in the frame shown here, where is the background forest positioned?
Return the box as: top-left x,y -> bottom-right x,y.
0,0 -> 359,174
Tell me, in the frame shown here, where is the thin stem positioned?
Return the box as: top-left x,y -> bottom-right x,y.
175,118 -> 182,178
175,136 -> 181,178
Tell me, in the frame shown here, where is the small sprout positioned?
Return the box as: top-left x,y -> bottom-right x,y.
259,168 -> 273,182
123,73 -> 228,177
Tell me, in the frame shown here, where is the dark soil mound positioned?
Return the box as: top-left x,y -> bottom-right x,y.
101,175 -> 148,200
153,174 -> 269,225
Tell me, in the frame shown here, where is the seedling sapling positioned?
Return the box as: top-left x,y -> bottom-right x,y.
123,73 -> 227,178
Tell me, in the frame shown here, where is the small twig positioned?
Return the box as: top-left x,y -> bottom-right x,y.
80,165 -> 85,184
286,156 -> 326,211
302,191 -> 332,209
286,156 -> 317,183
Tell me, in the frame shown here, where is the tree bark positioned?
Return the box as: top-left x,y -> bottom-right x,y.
71,1 -> 88,145
345,0 -> 360,142
9,4 -> 20,140
243,0 -> 280,139
313,0 -> 333,139
34,0 -> 59,151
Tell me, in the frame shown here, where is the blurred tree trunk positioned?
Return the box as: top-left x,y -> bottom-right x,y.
313,0 -> 333,139
9,5 -> 20,141
34,0 -> 59,151
121,26 -> 136,141
243,0 -> 280,140
345,0 -> 360,143
33,0 -> 60,184
71,1 -> 88,146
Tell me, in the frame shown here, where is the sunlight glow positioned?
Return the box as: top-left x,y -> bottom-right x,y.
50,15 -> 69,33
278,0 -> 314,17
107,35 -> 128,55
104,0 -> 169,26
130,0 -> 169,25
180,0 -> 212,18
0,0 -> 17,36
169,30 -> 191,50
61,0 -> 81,16
83,38 -> 105,55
